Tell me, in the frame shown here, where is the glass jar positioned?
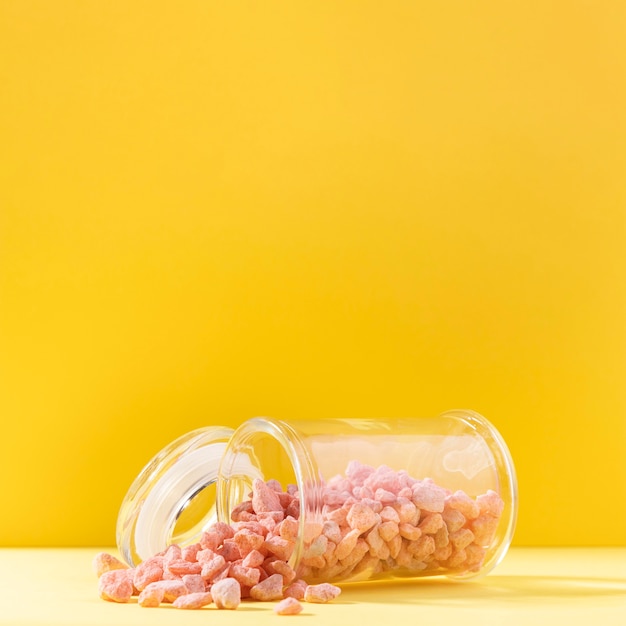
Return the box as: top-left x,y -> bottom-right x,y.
217,411 -> 517,583
117,410 -> 517,584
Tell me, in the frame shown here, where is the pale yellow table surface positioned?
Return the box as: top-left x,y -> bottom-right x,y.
0,548 -> 624,626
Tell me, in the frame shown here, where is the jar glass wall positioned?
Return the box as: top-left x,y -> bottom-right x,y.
217,411 -> 517,584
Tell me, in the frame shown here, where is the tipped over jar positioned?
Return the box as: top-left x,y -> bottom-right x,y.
217,411 -> 517,583
117,410 -> 517,586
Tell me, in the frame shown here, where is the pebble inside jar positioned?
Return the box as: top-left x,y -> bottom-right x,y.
217,411 -> 517,585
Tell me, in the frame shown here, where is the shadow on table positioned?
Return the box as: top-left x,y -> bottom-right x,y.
345,575 -> 626,606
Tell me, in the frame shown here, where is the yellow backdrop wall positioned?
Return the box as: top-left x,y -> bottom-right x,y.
1,1 -> 625,547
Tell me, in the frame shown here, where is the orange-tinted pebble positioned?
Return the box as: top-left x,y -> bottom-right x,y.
250,573 -> 284,601
477,490 -> 505,517
378,520 -> 399,542
471,514 -> 499,546
446,490 -> 480,520
442,507 -> 466,533
304,582 -> 341,603
264,558 -> 296,585
346,502 -> 379,534
172,591 -> 213,609
398,522 -> 422,541
449,528 -> 475,551
138,583 -> 165,607
418,513 -> 445,535
145,579 -> 188,603
334,528 -> 361,561
264,536 -> 294,561
274,596 -> 304,615
234,528 -> 265,555
284,579 -> 308,600
92,552 -> 129,578
279,516 -> 299,542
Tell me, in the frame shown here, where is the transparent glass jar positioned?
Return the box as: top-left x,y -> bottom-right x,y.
218,411 -> 517,583
117,410 -> 517,584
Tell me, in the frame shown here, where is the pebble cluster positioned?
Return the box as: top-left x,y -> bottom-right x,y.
95,461 -> 504,614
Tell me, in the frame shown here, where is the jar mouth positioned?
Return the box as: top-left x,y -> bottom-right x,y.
216,417 -> 318,569
116,426 -> 235,566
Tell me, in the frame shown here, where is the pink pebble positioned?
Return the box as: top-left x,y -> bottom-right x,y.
286,498 -> 300,519
324,506 -> 347,526
274,596 -> 303,615
218,539 -> 242,562
284,579 -> 308,600
163,544 -> 182,563
412,479 -> 447,513
196,548 -> 215,564
201,554 -> 228,582
265,559 -> 297,585
234,528 -> 265,555
133,558 -> 164,591
211,577 -> 242,609
252,478 -> 283,513
230,500 -> 255,521
182,574 -> 205,593
304,582 -> 342,603
181,543 -> 202,562
380,506 -> 400,524
167,559 -> 202,576
243,549 -> 265,568
250,573 -> 284,601
322,520 -> 342,544
98,569 -> 134,603
346,460 -> 376,486
266,478 -> 283,492
173,591 -> 213,609
230,563 -> 261,587
374,488 -> 397,505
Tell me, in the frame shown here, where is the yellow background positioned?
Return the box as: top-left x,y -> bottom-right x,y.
1,1 -> 624,547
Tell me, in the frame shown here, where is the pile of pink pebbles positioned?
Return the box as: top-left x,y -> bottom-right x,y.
95,461 -> 503,614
